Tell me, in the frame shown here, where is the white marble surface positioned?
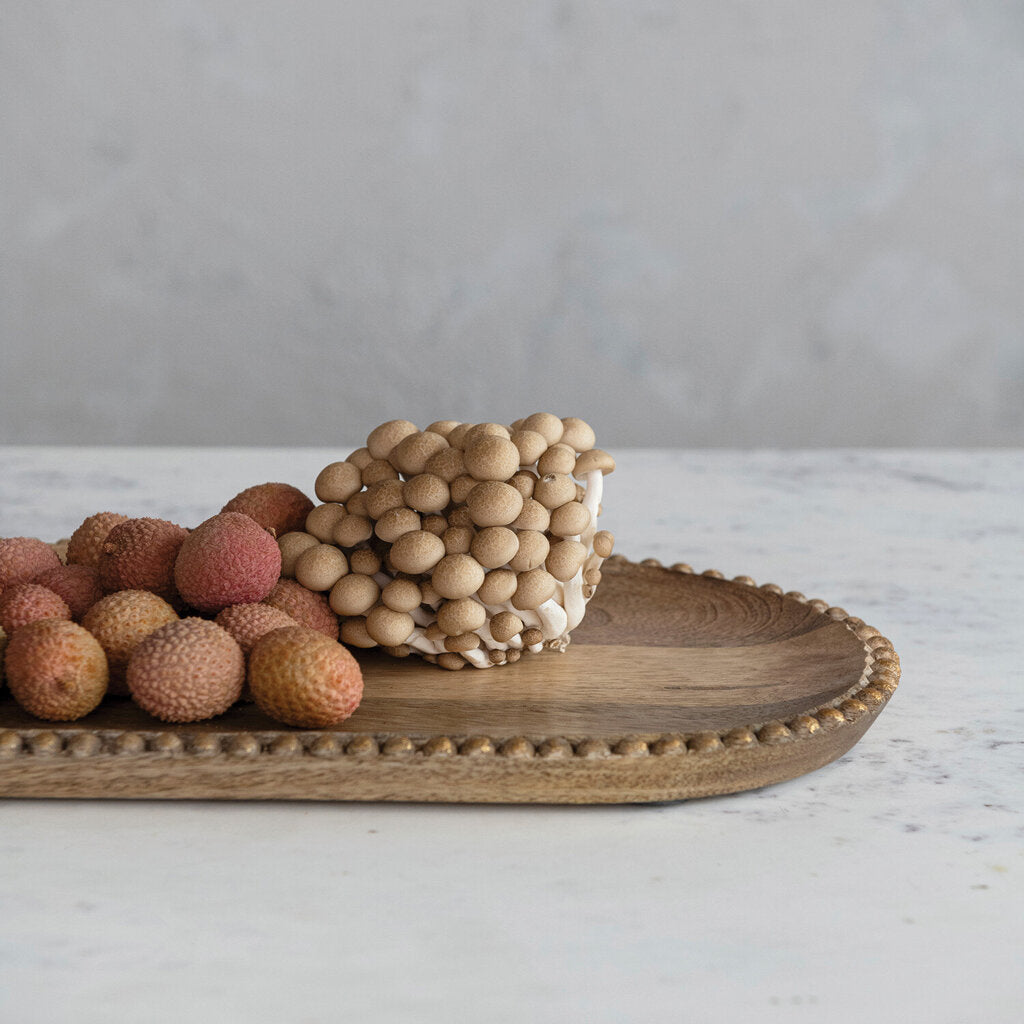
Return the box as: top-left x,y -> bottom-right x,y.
0,446 -> 1021,1023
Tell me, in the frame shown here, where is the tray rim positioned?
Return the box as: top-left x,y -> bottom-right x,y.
0,555 -> 901,771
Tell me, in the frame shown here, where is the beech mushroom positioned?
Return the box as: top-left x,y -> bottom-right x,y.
466,481 -> 523,528
431,554 -> 486,600
367,420 -> 418,461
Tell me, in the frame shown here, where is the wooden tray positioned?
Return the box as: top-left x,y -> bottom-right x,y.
0,557 -> 900,804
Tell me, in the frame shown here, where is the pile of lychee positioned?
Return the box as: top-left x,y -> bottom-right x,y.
0,412 -> 615,729
0,484 -> 361,728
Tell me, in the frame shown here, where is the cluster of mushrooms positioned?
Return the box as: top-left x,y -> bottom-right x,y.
281,414 -> 615,670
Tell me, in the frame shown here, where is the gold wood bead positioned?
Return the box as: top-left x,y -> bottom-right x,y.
310,735 -> 342,758
688,732 -> 724,754
651,734 -> 687,756
422,736 -> 457,757
576,738 -> 610,759
537,737 -> 572,758
723,727 -> 757,749
460,735 -> 496,756
382,736 -> 416,755
613,737 -> 649,757
67,733 -> 101,758
499,736 -> 535,758
757,721 -> 793,745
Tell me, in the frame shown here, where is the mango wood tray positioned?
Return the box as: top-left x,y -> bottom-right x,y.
0,557 -> 900,804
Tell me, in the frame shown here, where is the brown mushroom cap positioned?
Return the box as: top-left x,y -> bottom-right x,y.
510,429 -> 548,466
559,417 -> 597,452
329,573 -> 380,616
442,525 -> 475,555
403,473 -> 450,514
520,413 -> 564,446
340,616 -> 378,648
470,526 -> 519,570
477,569 -> 518,605
348,548 -> 382,576
314,461 -> 363,504
333,514 -> 374,548
462,423 -> 511,448
381,578 -> 423,613
463,435 -> 521,482
425,420 -> 461,438
421,514 -> 448,537
512,568 -> 557,610
278,531 -> 320,577
508,530 -> 550,572
364,479 -> 407,520
365,604 -> 415,646
345,491 -> 370,517
537,443 -> 577,476
545,539 -> 587,582
510,497 -> 550,533
593,530 -> 615,558
360,458 -> 400,486
548,501 -> 592,537
437,651 -> 467,670
533,473 -> 577,510
444,631 -> 481,652
388,530 -> 446,574
466,481 -> 524,528
437,597 -> 487,636
390,431 -> 449,477
294,543 -> 349,592
345,447 -> 374,470
430,553 -> 486,600
449,474 -> 479,505
445,423 -> 475,449
374,506 -> 422,543
423,447 -> 466,483
573,449 -> 616,478
521,627 -> 543,647
367,420 -> 418,460
445,506 -> 473,529
489,610 -> 524,643
508,470 -> 538,499
305,503 -> 346,543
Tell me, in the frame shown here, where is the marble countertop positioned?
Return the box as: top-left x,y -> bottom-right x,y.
1,446 -> 1020,1023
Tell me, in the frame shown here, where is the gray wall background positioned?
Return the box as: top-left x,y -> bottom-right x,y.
2,1 -> 1022,447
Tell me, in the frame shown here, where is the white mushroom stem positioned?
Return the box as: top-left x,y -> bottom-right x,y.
534,597 -> 568,641
561,566 -> 587,633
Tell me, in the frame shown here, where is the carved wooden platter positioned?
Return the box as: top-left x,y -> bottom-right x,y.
0,557 -> 900,804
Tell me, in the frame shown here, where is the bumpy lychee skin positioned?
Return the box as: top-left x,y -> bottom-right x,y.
262,578 -> 340,640
0,537 -> 63,594
0,583 -> 72,635
248,625 -> 363,728
221,482 -> 315,539
5,619 -> 108,721
173,512 -> 282,615
97,517 -> 189,602
66,512 -> 129,568
214,602 -> 298,655
82,590 -> 180,695
127,618 -> 245,723
34,564 -> 103,621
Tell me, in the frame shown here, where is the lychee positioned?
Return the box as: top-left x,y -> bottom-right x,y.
214,602 -> 299,655
0,583 -> 72,635
81,590 -> 180,695
248,625 -> 364,728
34,564 -> 103,620
97,517 -> 189,602
173,512 -> 281,614
127,618 -> 245,723
262,578 -> 339,640
221,482 -> 315,538
4,619 -> 108,721
0,537 -> 63,594
65,512 -> 129,568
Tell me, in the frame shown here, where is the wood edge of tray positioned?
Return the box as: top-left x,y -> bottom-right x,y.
0,558 -> 901,803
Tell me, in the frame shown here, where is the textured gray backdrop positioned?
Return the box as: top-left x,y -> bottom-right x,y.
2,2 -> 1022,447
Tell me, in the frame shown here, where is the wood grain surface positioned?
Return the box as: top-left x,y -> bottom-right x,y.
0,558 -> 900,803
